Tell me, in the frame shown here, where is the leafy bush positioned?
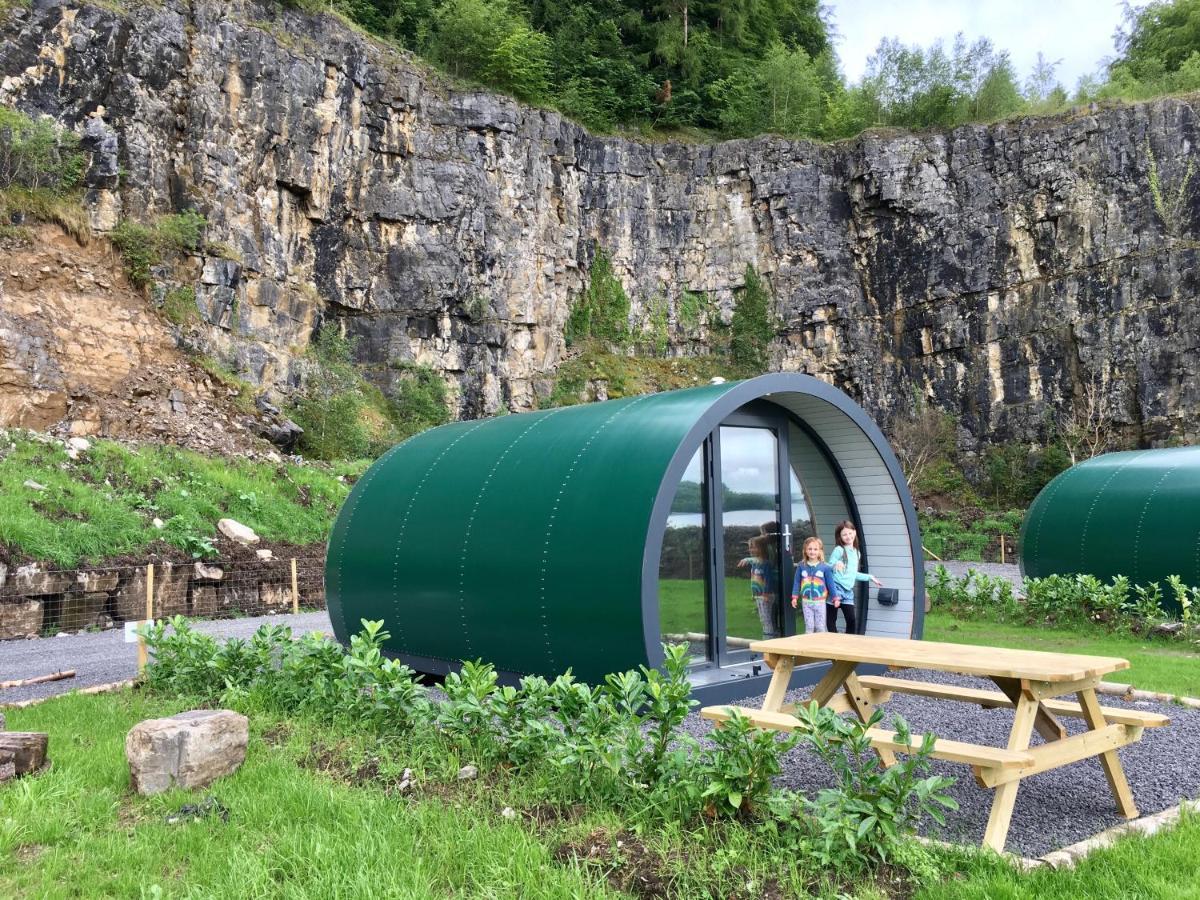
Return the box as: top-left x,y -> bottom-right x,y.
289,330 -> 450,460
730,264 -> 776,374
111,211 -> 207,289
928,565 -> 1198,637
0,105 -> 85,192
791,702 -> 957,868
161,285 -> 199,325
565,246 -> 631,348
142,619 -> 956,875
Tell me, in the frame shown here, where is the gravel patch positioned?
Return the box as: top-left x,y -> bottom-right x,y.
0,612 -> 332,706
679,669 -> 1200,858
925,560 -> 1024,594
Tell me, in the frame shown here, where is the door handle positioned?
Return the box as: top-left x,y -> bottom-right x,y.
781,523 -> 791,553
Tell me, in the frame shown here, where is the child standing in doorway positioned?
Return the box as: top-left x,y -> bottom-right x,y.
790,537 -> 833,634
828,520 -> 881,634
738,534 -> 780,639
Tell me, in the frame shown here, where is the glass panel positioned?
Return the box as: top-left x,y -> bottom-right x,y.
788,422 -> 849,552
659,447 -> 710,665
719,426 -> 782,652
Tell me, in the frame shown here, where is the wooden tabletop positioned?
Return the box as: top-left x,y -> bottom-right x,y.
749,633 -> 1130,682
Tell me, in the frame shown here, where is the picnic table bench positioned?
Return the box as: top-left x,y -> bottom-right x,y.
700,633 -> 1170,852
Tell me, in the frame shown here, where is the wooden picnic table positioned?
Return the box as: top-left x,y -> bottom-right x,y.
700,633 -> 1170,853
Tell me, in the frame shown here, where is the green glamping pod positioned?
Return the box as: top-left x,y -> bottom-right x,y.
1021,447 -> 1200,614
326,373 -> 923,702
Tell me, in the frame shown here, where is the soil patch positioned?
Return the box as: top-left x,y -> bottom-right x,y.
554,829 -> 675,899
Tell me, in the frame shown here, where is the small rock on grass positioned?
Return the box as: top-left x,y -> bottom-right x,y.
456,764 -> 478,781
217,518 -> 259,545
501,807 -> 516,819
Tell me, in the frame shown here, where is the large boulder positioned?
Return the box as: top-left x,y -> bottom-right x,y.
125,710 -> 249,796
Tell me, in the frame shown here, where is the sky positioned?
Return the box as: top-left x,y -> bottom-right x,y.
826,0 -> 1151,91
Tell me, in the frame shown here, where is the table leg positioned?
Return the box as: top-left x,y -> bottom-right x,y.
1077,688 -> 1138,819
761,656 -> 795,713
808,659 -> 857,707
982,692 -> 1039,853
844,671 -> 897,767
992,676 -> 1067,742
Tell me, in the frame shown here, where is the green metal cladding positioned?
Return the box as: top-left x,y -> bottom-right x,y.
326,380 -> 740,684
1020,447 -> 1200,610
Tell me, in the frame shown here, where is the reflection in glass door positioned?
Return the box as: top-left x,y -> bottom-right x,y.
718,426 -> 783,659
658,447 -> 710,665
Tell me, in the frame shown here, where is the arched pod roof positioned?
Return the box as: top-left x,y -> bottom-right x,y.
326,373 -> 923,684
1020,447 -> 1200,612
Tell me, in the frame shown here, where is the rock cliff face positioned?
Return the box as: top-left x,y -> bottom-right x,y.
2,0 -> 1198,447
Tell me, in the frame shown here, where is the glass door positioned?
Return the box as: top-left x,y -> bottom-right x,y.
715,424 -> 784,664
658,403 -> 817,673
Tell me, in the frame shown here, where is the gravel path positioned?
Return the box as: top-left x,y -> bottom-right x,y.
924,560 -> 1024,594
680,669 -> 1200,858
0,612 -> 332,705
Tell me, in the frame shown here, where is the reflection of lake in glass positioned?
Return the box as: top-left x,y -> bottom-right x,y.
668,509 -> 777,528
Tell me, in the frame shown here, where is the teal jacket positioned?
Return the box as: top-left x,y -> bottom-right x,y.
829,545 -> 872,593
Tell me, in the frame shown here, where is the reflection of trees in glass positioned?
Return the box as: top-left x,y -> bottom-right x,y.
668,480 -> 776,513
660,525 -> 706,579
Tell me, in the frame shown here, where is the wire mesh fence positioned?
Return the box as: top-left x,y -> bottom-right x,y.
0,556 -> 326,640
922,532 -> 1020,565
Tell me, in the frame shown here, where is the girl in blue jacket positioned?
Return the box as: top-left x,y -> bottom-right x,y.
828,520 -> 882,634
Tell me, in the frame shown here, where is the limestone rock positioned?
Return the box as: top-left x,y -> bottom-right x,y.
218,518 -> 259,545
0,732 -> 49,777
193,562 -> 224,581
255,548 -> 274,561
10,565 -> 71,596
0,599 -> 41,640
1,0 -> 1198,448
125,710 -> 249,796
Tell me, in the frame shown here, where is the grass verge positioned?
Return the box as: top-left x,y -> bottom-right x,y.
924,611 -> 1200,698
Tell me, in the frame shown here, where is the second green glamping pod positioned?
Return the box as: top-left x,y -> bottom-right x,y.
1020,446 -> 1200,615
326,373 -> 924,701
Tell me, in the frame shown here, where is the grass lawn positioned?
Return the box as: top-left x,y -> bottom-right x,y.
924,612 -> 1200,698
0,691 -> 847,900
4,683 -> 1200,899
914,813 -> 1200,899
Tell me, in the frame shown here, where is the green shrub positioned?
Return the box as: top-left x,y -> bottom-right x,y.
110,211 -> 208,289
928,564 -> 1197,636
155,209 -> 207,252
110,221 -> 159,288
161,285 -> 198,325
565,246 -> 630,348
791,702 -> 957,868
730,264 -> 776,374
0,104 -> 85,192
290,331 -> 449,460
142,621 -> 956,873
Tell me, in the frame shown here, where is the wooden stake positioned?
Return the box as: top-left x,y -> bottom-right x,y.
291,558 -> 300,615
1000,533 -> 1007,565
138,563 -> 154,674
0,670 -> 76,690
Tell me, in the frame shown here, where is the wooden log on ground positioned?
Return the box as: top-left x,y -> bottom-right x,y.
0,732 -> 49,778
0,670 -> 76,690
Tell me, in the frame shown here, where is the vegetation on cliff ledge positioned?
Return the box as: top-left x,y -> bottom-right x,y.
277,0 -> 1200,140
